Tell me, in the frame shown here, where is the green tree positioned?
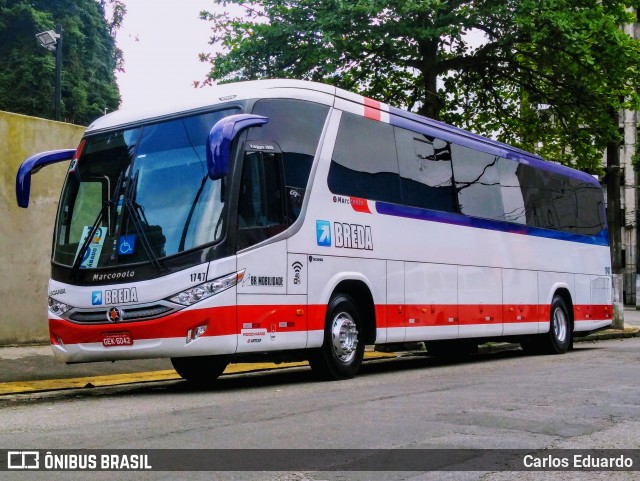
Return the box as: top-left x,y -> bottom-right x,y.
200,0 -> 640,171
0,0 -> 124,125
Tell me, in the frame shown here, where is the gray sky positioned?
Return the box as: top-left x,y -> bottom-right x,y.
116,0 -> 219,110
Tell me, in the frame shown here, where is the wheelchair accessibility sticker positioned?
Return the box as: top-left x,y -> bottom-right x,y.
118,235 -> 136,255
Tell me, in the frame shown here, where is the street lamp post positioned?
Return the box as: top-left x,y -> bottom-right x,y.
35,25 -> 62,121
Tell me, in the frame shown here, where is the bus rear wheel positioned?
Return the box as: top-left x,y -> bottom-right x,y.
521,295 -> 572,354
171,356 -> 228,385
309,294 -> 365,380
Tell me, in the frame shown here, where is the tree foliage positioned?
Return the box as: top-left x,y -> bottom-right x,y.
0,0 -> 124,125
200,0 -> 640,171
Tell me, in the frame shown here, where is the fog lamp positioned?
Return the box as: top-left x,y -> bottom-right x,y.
186,324 -> 208,344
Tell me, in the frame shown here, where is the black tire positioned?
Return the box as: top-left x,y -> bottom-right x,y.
521,295 -> 572,355
171,356 -> 228,385
308,294 -> 365,380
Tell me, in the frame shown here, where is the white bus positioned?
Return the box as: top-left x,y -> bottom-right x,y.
16,80 -> 612,383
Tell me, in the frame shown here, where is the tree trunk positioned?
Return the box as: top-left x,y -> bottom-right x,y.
417,39 -> 442,121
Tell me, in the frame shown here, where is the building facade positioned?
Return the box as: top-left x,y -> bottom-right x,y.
622,15 -> 639,306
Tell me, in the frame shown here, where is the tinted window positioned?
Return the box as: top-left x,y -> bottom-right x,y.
250,99 -> 329,222
519,165 -> 566,230
53,109 -> 239,268
572,178 -> 606,235
328,112 -> 401,203
236,151 -> 287,250
498,158 -> 527,224
132,110 -> 236,257
516,164 -> 605,235
395,127 -> 456,212
451,145 -> 504,220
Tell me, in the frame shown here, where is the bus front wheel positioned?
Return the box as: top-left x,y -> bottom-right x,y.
171,356 -> 228,385
309,294 -> 365,380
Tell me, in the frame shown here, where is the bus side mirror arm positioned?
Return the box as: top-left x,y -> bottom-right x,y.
15,149 -> 77,208
206,114 -> 268,180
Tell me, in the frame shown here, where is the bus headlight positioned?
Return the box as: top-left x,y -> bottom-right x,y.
48,297 -> 72,317
168,270 -> 245,306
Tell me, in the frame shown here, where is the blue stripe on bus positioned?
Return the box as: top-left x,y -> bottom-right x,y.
375,202 -> 610,246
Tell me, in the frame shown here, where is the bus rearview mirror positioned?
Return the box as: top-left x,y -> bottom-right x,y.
15,149 -> 77,208
206,114 -> 268,180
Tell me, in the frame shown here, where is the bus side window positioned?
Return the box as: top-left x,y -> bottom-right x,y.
236,151 -> 287,251
328,112 -> 401,204
451,144 -> 504,221
498,157 -> 527,225
395,127 -> 457,213
516,163 -> 605,235
250,99 -> 330,225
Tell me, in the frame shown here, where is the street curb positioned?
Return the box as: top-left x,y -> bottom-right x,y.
575,325 -> 640,342
0,326 -> 637,396
0,351 -> 396,396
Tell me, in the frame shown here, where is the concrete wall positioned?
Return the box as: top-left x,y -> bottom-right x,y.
0,111 -> 84,344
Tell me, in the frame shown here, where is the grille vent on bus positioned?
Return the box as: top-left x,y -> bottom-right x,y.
67,303 -> 177,324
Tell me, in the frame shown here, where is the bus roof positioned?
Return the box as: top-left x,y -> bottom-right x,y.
86,79 -> 599,187
86,79 -> 337,134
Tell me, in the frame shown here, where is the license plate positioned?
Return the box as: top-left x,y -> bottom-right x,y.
102,332 -> 133,348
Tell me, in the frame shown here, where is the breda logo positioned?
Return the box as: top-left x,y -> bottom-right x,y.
334,223 -> 373,250
104,287 -> 138,304
316,220 -> 374,250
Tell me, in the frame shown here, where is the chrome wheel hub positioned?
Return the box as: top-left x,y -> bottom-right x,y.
331,312 -> 358,363
553,306 -> 568,343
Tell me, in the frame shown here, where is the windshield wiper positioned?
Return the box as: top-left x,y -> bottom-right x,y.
178,175 -> 208,253
121,172 -> 165,273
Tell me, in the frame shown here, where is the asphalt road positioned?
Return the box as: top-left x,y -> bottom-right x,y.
1,336 -> 640,481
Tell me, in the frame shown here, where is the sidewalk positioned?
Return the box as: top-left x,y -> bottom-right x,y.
0,345 -> 173,383
620,305 -> 640,327
1,309 -> 638,394
576,306 -> 640,341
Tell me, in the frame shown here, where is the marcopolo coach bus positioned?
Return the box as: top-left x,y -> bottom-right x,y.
16,79 -> 612,383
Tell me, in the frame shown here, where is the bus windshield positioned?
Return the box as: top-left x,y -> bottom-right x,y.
53,108 -> 239,269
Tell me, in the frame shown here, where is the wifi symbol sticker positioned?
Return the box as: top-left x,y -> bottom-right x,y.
292,261 -> 303,285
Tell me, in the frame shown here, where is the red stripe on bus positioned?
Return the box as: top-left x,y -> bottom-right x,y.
574,304 -> 612,321
364,98 -> 381,121
50,302 -> 613,345
238,303 -> 308,331
386,304 -> 612,327
502,304 -> 539,324
350,197 -> 372,213
50,305 -> 237,345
